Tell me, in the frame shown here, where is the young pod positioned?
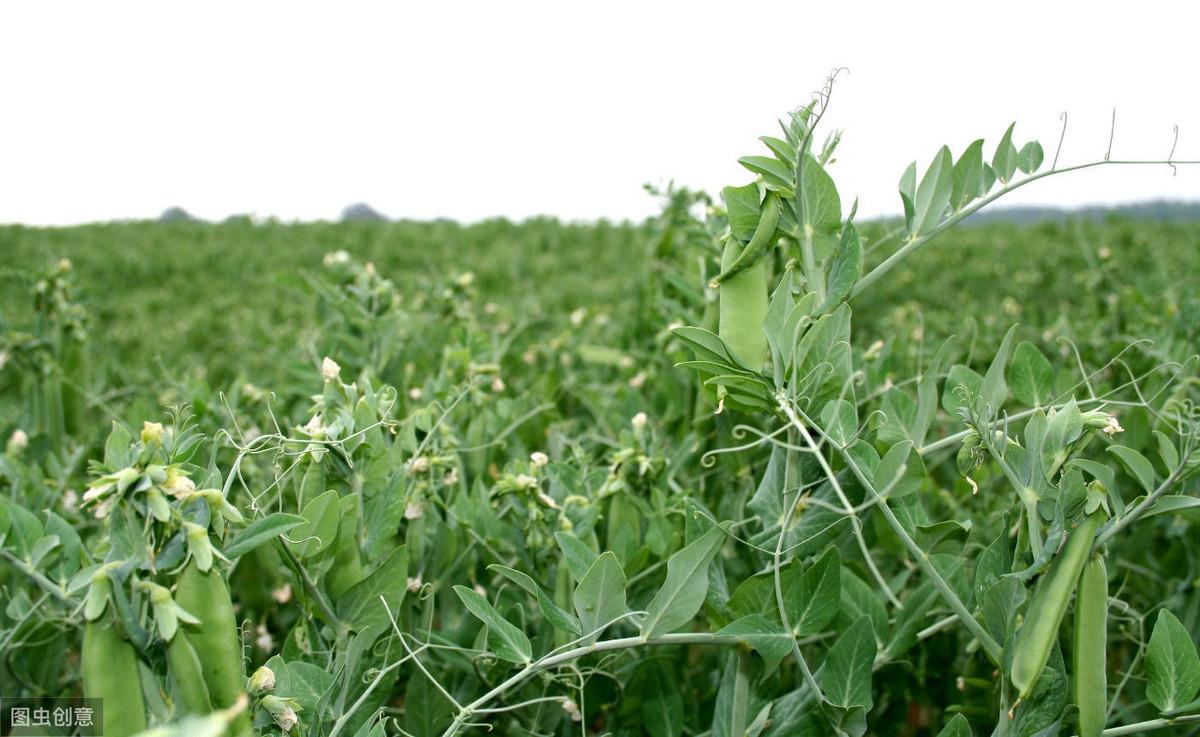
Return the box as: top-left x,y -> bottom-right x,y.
1011,509 -> 1104,699
82,621 -> 147,737
1074,554 -> 1108,737
166,631 -> 214,715
717,237 -> 769,373
175,560 -> 254,737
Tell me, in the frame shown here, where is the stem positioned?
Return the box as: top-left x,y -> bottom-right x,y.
787,402 -> 1003,662
801,227 -> 825,305
439,633 -> 741,737
851,159 -> 1200,300
276,540 -> 345,633
1094,713 -> 1200,736
0,549 -> 74,604
1092,461 -> 1189,551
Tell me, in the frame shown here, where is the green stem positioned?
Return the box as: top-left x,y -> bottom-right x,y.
851,159 -> 1200,300
730,651 -> 752,737
1094,713 -> 1200,736
439,633 -> 742,737
1092,461 -> 1189,552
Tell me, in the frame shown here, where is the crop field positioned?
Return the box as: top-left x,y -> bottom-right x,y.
2,104 -> 1200,737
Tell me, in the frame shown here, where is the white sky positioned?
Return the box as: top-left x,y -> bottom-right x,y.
1,1 -> 1198,226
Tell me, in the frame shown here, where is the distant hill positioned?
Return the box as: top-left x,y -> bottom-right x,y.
960,200 -> 1200,225
340,203 -> 388,222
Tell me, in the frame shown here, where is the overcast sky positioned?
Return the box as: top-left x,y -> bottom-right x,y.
1,1 -> 1197,225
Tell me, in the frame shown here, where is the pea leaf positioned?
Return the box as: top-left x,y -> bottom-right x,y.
951,139 -> 986,210
993,123 -> 1019,183
639,524 -> 726,638
453,585 -> 532,664
785,546 -> 840,635
818,615 -> 877,709
573,551 -> 628,642
910,146 -> 954,237
821,222 -> 862,311
1108,445 -> 1157,495
1017,141 -> 1044,174
337,545 -> 408,632
718,614 -> 793,670
489,564 -> 581,636
1146,609 -> 1200,712
935,714 -> 974,737
554,531 -> 597,583
642,661 -> 685,737
1009,341 -> 1054,407
223,513 -> 306,559
285,489 -> 340,560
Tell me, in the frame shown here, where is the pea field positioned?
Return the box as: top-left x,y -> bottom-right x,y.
2,104 -> 1200,737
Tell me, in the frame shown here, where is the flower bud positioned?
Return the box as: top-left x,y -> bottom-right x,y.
6,429 -> 28,455
141,421 -> 165,444
248,666 -> 276,696
530,451 -> 549,467
321,357 -> 341,381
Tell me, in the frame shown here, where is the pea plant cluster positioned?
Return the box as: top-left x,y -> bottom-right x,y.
2,89 -> 1200,737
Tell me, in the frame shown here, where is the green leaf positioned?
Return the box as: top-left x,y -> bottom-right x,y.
798,154 -> 841,249
723,183 -> 763,243
718,614 -> 793,665
910,146 -> 954,237
488,564 -> 581,635
574,551 -> 628,641
337,545 -> 408,632
642,661 -> 684,737
819,399 -> 858,448
453,585 -> 533,664
739,156 -> 794,195
951,139 -> 986,210
819,616 -> 877,709
1146,609 -> 1200,711
821,222 -> 862,311
898,161 -> 917,234
640,524 -> 726,638
1017,141 -> 1044,174
223,513 -> 306,559
993,123 -> 1019,182
555,531 -> 598,583
285,489 -> 340,560
785,546 -> 840,635
1009,341 -> 1054,407
1108,445 -> 1157,495
935,713 -> 973,737
980,324 -> 1018,416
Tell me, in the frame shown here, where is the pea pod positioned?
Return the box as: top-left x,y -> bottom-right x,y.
1073,554 -> 1108,737
1011,509 -> 1104,699
82,620 -> 147,737
166,630 -> 214,715
709,193 -> 781,287
175,559 -> 253,737
717,238 -> 769,373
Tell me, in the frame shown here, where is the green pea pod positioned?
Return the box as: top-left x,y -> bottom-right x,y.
709,193 -> 781,287
717,238 -> 769,373
1074,554 -> 1108,737
325,495 -> 365,601
82,621 -> 147,737
166,631 -> 214,715
1011,509 -> 1104,699
175,560 -> 254,737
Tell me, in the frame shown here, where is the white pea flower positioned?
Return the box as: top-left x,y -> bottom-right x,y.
7,428 -> 28,454
407,576 -> 423,593
0,351 -> 9,370
863,340 -> 884,361
1098,246 -> 1112,260
628,371 -> 647,389
561,698 -> 582,722
484,302 -> 499,315
271,584 -> 293,604
63,488 -> 79,512
404,500 -> 424,520
1102,415 -> 1124,435
254,625 -> 275,653
442,468 -> 460,487
530,452 -> 549,467
408,387 -> 423,401
473,584 -> 486,597
365,261 -> 377,277
515,474 -> 537,490
408,456 -> 430,473
631,412 -> 648,430
491,377 -> 506,393
619,355 -> 634,369
455,272 -> 475,287
302,415 -> 326,439
141,421 -> 165,444
569,308 -> 587,327
323,250 -> 351,266
57,257 -> 72,272
522,349 -> 537,365
321,357 -> 341,381
248,665 -> 276,695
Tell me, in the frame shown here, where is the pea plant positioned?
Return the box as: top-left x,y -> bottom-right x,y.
2,82 -> 1200,737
